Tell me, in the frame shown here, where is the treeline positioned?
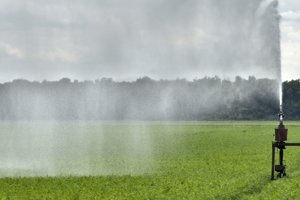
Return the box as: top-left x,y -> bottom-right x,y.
283,80 -> 300,120
0,76 -> 290,120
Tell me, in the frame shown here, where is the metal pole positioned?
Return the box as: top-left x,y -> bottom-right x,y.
285,143 -> 300,146
271,142 -> 275,180
279,148 -> 283,166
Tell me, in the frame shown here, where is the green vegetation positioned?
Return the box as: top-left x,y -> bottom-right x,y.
284,80 -> 300,119
0,77 -> 279,120
1,121 -> 300,199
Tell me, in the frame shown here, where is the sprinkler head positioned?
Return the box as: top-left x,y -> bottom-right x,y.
275,110 -> 288,142
278,111 -> 284,126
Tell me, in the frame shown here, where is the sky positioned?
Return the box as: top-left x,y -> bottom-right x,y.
279,0 -> 300,81
0,0 -> 297,82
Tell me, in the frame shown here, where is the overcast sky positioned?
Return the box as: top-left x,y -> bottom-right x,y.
0,0 -> 297,82
279,0 -> 300,81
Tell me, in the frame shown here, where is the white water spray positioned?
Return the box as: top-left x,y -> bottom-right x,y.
258,0 -> 283,111
279,81 -> 283,112
0,0 -> 284,177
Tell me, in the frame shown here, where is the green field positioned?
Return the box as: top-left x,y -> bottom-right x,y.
0,121 -> 300,199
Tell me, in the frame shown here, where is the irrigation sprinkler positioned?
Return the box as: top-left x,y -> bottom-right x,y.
271,109 -> 300,180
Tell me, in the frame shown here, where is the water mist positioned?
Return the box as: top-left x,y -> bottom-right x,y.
0,0 -> 283,177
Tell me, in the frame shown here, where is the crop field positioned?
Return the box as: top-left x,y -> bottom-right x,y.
0,121 -> 300,199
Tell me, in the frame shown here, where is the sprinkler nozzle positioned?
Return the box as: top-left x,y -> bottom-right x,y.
279,112 -> 284,125
275,106 -> 288,142
278,105 -> 284,126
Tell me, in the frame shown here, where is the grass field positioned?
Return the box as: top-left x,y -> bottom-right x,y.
0,121 -> 300,199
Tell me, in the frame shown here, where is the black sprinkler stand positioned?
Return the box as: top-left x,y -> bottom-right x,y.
271,111 -> 300,180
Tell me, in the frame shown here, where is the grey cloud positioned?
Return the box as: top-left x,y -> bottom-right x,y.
0,0 -> 281,82
280,0 -> 300,12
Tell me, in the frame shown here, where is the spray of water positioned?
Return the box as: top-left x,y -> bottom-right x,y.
279,81 -> 283,111
258,0 -> 283,112
277,0 -> 283,112
274,0 -> 283,112
0,0 -> 283,177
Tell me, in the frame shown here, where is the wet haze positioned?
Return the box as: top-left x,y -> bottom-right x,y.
0,0 -> 283,177
0,0 -> 281,82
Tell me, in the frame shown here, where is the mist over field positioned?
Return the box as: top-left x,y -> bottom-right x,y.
0,0 -> 285,178
0,77 -> 279,121
0,0 -> 281,82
